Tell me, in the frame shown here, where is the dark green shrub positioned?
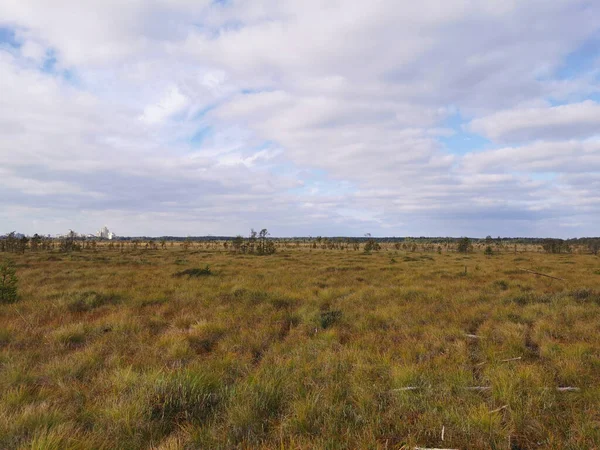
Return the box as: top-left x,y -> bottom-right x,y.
457,237 -> 472,253
542,238 -> 570,254
571,289 -> 600,304
320,310 -> 342,329
0,259 -> 18,304
173,266 -> 212,278
363,239 -> 381,253
493,280 -> 509,290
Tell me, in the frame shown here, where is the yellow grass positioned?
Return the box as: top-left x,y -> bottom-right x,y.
1,243 -> 600,449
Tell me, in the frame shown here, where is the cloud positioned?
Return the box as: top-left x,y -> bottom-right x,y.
468,101 -> 600,143
140,85 -> 190,124
1,0 -> 600,237
463,139 -> 600,173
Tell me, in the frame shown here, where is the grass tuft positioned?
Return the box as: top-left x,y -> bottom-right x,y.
148,370 -> 222,430
66,291 -> 122,312
173,266 -> 212,278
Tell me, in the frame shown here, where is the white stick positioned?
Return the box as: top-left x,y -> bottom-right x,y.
464,386 -> 491,391
415,447 -> 459,450
489,405 -> 508,413
441,425 -> 445,441
556,387 -> 580,392
500,357 -> 522,363
390,387 -> 420,392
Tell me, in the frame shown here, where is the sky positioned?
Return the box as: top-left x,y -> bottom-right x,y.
1,0 -> 600,238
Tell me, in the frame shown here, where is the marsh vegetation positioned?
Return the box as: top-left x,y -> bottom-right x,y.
0,238 -> 599,449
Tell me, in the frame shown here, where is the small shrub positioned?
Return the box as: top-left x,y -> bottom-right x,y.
509,293 -> 555,305
320,310 -> 342,329
363,239 -> 381,253
270,297 -> 297,310
457,237 -> 472,253
137,297 -> 168,308
484,245 -> 494,256
173,266 -> 212,278
509,293 -> 534,305
493,280 -> 509,291
0,259 -> 18,304
571,289 -> 600,304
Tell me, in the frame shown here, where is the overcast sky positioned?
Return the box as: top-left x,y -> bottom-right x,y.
1,1 -> 600,237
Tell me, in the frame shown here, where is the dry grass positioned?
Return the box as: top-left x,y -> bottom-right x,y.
1,244 -> 600,449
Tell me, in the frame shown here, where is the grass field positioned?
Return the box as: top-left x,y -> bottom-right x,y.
1,244 -> 600,449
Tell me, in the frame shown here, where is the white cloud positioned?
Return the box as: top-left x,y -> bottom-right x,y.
1,0 -> 600,237
140,85 -> 190,124
463,140 -> 600,173
468,101 -> 600,142
19,39 -> 46,63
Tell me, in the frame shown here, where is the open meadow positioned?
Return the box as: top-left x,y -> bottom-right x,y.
1,242 -> 600,449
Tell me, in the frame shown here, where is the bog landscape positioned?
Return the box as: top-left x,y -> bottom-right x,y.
1,234 -> 599,449
3,1 -> 600,449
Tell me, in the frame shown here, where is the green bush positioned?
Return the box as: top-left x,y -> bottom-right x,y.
363,239 -> 381,253
457,237 -> 472,253
173,266 -> 212,278
0,259 -> 18,304
320,310 -> 342,329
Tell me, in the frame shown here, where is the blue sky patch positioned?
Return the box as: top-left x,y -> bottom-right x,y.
0,27 -> 19,48
440,112 -> 492,154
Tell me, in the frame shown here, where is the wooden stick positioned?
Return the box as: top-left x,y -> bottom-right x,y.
518,268 -> 564,281
500,357 -> 522,363
415,448 -> 458,450
556,387 -> 580,392
390,387 -> 420,392
464,386 -> 491,391
415,447 -> 459,450
441,425 -> 445,441
465,333 -> 480,339
489,405 -> 508,413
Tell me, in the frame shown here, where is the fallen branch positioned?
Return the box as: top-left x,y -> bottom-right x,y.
518,268 -> 564,281
390,385 -> 579,394
465,333 -> 480,339
500,357 -> 522,363
415,447 -> 459,450
489,405 -> 508,413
